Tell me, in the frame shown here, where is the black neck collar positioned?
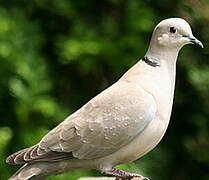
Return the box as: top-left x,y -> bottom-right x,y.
142,56 -> 160,67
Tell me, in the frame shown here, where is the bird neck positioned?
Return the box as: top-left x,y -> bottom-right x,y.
145,34 -> 180,70
144,44 -> 180,93
145,44 -> 179,78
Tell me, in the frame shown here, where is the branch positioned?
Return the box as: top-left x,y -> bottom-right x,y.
79,177 -> 143,180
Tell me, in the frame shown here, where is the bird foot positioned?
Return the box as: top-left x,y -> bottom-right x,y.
105,167 -> 149,180
115,176 -> 149,180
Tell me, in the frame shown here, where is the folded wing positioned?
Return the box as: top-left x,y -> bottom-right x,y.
7,81 -> 157,164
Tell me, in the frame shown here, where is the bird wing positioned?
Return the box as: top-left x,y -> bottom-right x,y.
6,81 -> 157,164
39,81 -> 157,160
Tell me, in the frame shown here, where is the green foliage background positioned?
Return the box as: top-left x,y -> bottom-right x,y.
1,0 -> 209,180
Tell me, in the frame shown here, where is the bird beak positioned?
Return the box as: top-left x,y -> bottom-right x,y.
187,36 -> 204,48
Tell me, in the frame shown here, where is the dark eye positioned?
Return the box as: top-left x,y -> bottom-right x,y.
169,27 -> 177,33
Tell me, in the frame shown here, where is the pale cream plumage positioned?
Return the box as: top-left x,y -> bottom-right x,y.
40,82 -> 157,159
6,18 -> 203,180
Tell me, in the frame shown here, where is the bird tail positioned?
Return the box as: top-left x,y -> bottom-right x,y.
8,161 -> 65,180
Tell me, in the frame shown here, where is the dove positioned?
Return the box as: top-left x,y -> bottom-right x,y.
6,17 -> 203,180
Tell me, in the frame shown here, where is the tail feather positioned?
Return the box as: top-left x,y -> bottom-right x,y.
6,144 -> 73,165
6,146 -> 38,165
6,145 -> 75,179
8,162 -> 64,180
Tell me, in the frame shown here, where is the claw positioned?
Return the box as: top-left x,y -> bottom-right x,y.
115,174 -> 149,180
106,167 -> 149,180
142,177 -> 150,180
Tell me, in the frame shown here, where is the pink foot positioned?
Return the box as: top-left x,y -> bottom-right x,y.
105,167 -> 149,180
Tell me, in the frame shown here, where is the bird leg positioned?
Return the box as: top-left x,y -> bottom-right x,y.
105,167 -> 149,180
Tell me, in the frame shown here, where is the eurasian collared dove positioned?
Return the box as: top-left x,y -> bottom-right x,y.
6,17 -> 203,180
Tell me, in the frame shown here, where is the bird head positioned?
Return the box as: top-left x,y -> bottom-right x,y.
152,18 -> 203,50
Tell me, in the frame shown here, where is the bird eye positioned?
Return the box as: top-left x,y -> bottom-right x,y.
169,27 -> 177,33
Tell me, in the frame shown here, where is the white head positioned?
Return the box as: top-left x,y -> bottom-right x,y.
149,18 -> 203,51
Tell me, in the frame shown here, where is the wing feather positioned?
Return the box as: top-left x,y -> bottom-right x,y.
40,81 -> 157,160
7,81 -> 157,165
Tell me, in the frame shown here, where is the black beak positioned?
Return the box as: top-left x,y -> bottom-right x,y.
188,36 -> 204,48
